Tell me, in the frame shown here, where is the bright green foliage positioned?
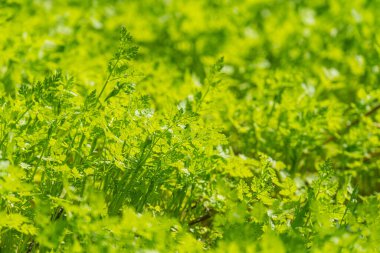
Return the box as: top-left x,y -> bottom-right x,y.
0,0 -> 380,252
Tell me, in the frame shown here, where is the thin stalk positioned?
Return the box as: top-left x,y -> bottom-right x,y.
97,58 -> 120,102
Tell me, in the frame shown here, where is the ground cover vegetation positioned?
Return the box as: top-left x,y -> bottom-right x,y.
0,0 -> 380,252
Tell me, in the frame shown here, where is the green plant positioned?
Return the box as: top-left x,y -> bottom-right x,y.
1,1 -> 379,252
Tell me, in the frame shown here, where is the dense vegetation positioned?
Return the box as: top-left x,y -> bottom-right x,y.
1,0 -> 380,252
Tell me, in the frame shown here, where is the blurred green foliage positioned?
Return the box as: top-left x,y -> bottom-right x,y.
0,0 -> 380,252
